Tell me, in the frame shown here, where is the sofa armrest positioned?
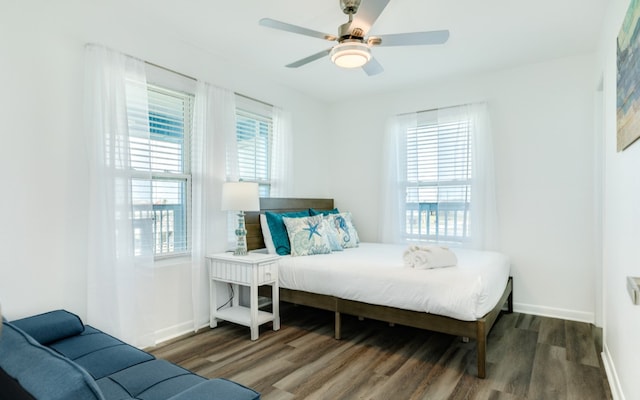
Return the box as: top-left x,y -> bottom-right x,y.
11,310 -> 84,345
166,379 -> 260,400
0,320 -> 104,400
0,366 -> 36,400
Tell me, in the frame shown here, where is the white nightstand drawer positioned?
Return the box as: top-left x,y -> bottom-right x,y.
256,261 -> 277,284
210,260 -> 277,284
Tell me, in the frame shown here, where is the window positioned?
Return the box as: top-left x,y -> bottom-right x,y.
235,96 -> 273,197
404,113 -> 472,244
131,84 -> 194,257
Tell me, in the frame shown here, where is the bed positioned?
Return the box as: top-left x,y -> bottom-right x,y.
246,198 -> 513,378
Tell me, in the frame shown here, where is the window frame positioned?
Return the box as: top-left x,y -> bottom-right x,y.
234,95 -> 274,197
403,113 -> 473,245
134,82 -> 195,260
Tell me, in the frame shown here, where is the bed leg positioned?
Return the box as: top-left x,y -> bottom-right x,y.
335,311 -> 341,340
477,321 -> 487,379
507,277 -> 514,313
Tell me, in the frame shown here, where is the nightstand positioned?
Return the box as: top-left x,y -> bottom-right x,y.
206,252 -> 280,340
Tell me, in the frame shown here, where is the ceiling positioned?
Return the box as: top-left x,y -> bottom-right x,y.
132,0 -> 607,102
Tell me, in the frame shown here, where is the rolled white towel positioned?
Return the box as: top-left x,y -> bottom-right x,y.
403,245 -> 458,269
403,247 -> 431,269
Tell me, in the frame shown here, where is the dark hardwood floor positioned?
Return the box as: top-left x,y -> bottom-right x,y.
149,304 -> 612,399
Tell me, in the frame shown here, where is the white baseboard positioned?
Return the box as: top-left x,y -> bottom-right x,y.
154,321 -> 196,345
154,317 -> 209,345
602,344 -> 625,400
513,302 -> 595,324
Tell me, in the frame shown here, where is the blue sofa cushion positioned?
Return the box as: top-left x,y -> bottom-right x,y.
166,379 -> 261,400
138,374 -> 210,400
108,359 -> 202,397
95,377 -> 135,400
11,309 -> 84,345
49,327 -> 123,359
73,342 -> 155,379
97,372 -> 207,400
0,320 -> 104,400
48,324 -> 155,380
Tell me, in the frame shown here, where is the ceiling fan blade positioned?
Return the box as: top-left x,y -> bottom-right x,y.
374,30 -> 450,47
259,18 -> 337,41
348,0 -> 390,36
362,56 -> 384,76
286,48 -> 332,68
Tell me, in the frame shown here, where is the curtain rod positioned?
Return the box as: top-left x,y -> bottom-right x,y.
144,61 -> 273,108
235,93 -> 273,108
145,61 -> 197,82
397,102 -> 479,117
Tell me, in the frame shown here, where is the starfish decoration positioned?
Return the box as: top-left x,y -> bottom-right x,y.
303,221 -> 322,240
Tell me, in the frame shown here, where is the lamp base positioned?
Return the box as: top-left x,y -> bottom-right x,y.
233,247 -> 248,256
233,211 -> 248,256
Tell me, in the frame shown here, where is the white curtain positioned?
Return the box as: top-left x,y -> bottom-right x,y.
379,113 -> 415,244
190,82 -> 238,330
84,44 -> 156,347
270,106 -> 293,197
468,102 -> 499,250
380,102 -> 498,250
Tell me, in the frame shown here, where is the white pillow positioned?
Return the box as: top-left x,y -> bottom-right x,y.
322,216 -> 343,251
260,214 -> 276,254
328,212 -> 360,248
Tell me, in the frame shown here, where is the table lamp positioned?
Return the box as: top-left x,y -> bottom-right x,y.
221,182 -> 260,255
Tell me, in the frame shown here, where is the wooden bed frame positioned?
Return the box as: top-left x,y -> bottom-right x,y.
247,198 -> 513,378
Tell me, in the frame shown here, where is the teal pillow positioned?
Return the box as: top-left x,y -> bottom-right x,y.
309,208 -> 340,216
283,215 -> 332,257
265,210 -> 311,255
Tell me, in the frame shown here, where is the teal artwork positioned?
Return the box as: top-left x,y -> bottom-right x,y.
617,0 -> 640,151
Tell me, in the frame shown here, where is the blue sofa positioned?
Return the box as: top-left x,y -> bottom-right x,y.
0,310 -> 260,400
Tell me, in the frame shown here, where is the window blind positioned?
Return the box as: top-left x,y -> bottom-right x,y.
405,117 -> 472,242
129,86 -> 190,174
235,107 -> 273,197
407,119 -> 472,202
129,84 -> 193,257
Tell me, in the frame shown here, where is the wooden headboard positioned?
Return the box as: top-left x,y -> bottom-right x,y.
245,197 -> 334,251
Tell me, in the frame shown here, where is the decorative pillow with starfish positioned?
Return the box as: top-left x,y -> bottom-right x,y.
283,215 -> 332,256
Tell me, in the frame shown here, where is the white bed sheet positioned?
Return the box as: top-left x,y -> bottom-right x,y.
277,242 -> 510,321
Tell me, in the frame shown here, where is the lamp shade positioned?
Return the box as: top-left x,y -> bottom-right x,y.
330,42 -> 371,68
221,182 -> 260,212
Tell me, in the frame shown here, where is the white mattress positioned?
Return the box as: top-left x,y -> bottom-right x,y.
277,243 -> 510,321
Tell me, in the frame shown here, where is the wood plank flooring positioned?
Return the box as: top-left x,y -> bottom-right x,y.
148,304 -> 612,400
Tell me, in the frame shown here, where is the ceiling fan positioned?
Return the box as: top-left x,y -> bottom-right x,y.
259,0 -> 450,76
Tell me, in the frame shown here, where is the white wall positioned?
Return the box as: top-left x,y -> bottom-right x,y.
598,1 -> 640,399
328,54 -> 599,323
0,1 -> 330,338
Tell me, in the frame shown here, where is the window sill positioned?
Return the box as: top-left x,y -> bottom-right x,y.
154,254 -> 191,269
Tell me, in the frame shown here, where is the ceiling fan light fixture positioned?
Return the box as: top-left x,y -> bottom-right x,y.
330,42 -> 371,69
